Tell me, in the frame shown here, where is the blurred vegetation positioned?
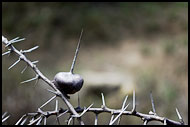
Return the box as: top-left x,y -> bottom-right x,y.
2,2 -> 188,125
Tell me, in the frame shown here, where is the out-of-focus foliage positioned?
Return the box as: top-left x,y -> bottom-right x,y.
2,2 -> 188,125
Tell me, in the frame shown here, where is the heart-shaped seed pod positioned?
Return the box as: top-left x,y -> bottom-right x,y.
54,72 -> 83,94
53,29 -> 84,98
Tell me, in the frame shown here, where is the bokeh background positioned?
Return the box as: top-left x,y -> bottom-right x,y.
2,2 -> 188,125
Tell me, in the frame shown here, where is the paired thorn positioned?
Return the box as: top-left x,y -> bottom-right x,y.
28,116 -> 42,125
5,37 -> 25,47
117,95 -> 128,125
15,114 -> 27,125
8,37 -> 19,44
2,112 -> 7,118
109,103 -> 130,125
21,61 -> 39,74
2,114 -> 10,123
109,111 -> 115,125
75,103 -> 93,118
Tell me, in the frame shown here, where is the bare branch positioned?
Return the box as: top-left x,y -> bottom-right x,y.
2,36 -> 80,117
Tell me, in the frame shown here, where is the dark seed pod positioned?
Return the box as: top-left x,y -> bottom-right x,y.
53,29 -> 84,98
54,72 -> 83,94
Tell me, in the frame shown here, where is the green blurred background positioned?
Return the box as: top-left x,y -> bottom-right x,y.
2,2 -> 188,125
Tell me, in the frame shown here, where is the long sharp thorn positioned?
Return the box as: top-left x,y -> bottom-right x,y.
32,60 -> 39,64
176,108 -> 184,124
56,116 -> 60,125
47,89 -> 57,95
101,93 -> 106,108
15,115 -> 27,125
2,112 -> 7,118
2,115 -> 10,123
36,117 -> 43,125
94,114 -> 98,125
2,51 -> 11,56
117,95 -> 128,125
55,100 -> 59,111
21,65 -> 28,74
34,79 -> 39,86
28,116 -> 41,125
20,117 -> 28,125
8,59 -> 20,70
164,119 -> 167,125
122,95 -> 128,109
40,95 -> 56,109
8,37 -> 19,43
5,38 -> 25,47
20,75 -> 38,84
132,90 -> 136,113
109,103 -> 130,125
79,103 -> 93,117
67,117 -> 72,125
109,112 -> 115,125
143,120 -> 148,125
150,91 -> 156,114
44,117 -> 47,125
58,110 -> 68,118
70,29 -> 83,73
23,46 -> 39,53
11,38 -> 25,44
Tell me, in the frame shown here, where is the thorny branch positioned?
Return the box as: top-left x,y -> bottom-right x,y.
2,36 -> 186,125
2,36 -> 80,117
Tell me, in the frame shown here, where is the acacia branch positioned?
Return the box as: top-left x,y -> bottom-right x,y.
2,36 -> 185,125
2,36 -> 79,117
